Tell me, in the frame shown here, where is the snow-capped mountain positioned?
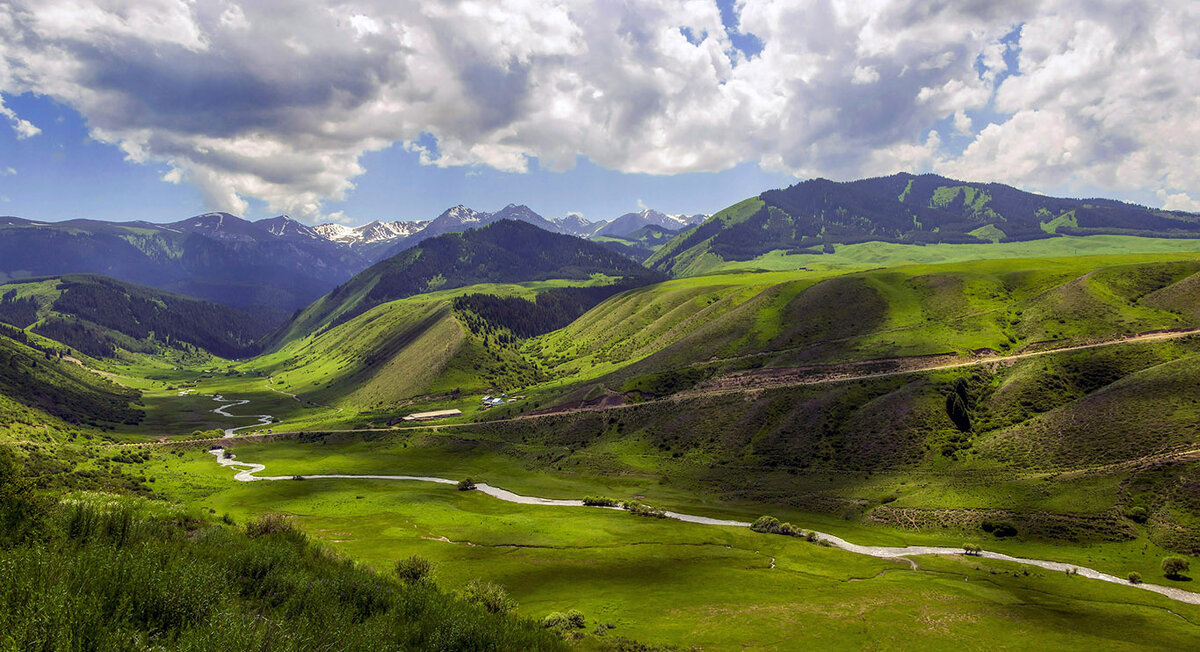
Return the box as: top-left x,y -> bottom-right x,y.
256,215 -> 323,241
552,214 -> 606,237
392,204 -> 555,252
312,220 -> 429,246
593,209 -> 708,237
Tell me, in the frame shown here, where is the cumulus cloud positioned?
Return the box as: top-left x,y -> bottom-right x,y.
0,0 -> 1195,220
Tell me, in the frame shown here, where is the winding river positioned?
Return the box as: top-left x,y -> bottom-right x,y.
206,397 -> 1200,607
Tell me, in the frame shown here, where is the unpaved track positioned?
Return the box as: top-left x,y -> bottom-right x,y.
106,327 -> 1200,449
208,447 -> 1200,606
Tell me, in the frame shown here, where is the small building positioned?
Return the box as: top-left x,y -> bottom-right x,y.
402,409 -> 463,421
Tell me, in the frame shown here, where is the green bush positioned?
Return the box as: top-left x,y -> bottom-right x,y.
457,478 -> 477,491
962,543 -> 982,556
244,513 -> 304,542
981,520 -> 1018,538
1128,571 -> 1142,584
583,496 -> 620,507
395,554 -> 435,585
459,579 -> 517,615
566,609 -> 585,629
1162,557 -> 1191,579
0,499 -> 563,650
1125,506 -> 1149,523
622,500 -> 666,519
751,515 -> 812,540
543,611 -> 569,630
751,515 -> 783,533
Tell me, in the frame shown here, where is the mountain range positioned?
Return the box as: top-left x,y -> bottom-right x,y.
5,172 -> 1199,320
648,172 -> 1200,275
279,219 -> 664,342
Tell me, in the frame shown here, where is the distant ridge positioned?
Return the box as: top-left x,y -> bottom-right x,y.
648,172 -> 1200,276
278,219 -> 665,343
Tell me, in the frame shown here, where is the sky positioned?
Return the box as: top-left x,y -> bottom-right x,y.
0,1 -> 1197,226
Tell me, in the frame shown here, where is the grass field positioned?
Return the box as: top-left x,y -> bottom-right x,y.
683,234 -> 1200,276
10,241 -> 1200,648
137,437 -> 1200,649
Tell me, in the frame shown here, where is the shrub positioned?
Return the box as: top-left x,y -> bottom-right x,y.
565,609 -> 585,629
583,496 -> 620,507
1162,557 -> 1191,579
1125,506 -> 1149,524
1128,571 -> 1142,584
395,554 -> 435,585
981,520 -> 1017,538
622,500 -> 666,518
245,513 -> 302,541
751,515 -> 812,540
457,478 -> 476,491
751,515 -> 783,533
962,543 -> 982,556
459,579 -> 517,615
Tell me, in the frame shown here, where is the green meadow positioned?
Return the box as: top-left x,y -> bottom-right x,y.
140,437 -> 1200,649
9,238 -> 1200,648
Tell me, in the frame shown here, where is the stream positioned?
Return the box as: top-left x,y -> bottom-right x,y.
205,396 -> 1200,607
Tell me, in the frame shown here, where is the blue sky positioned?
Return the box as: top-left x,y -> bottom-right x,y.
1,1 -> 1195,225
0,92 -> 792,223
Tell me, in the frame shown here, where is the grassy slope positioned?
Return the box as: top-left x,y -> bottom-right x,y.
140,439 -> 1200,650
35,248 -> 1200,648
0,487 -> 563,650
0,332 -> 144,432
526,255 -> 1200,403
668,233 -> 1200,277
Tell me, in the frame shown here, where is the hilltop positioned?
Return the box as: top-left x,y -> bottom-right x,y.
278,220 -> 664,343
648,173 -> 1200,276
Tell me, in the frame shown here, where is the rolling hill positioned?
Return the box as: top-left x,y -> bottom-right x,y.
278,220 -> 664,344
0,275 -> 271,359
648,173 -> 1200,276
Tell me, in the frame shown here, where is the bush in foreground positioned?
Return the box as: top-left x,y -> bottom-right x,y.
459,579 -> 517,615
395,554 -> 435,585
0,463 -> 562,651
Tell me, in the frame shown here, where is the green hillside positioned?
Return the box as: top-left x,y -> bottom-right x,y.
13,248 -> 1200,649
648,173 -> 1200,276
0,327 -> 143,432
277,220 -> 663,344
0,275 -> 270,359
0,452 -> 563,650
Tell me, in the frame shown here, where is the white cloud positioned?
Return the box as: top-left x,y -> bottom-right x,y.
1,167 -> 15,176
1158,190 -> 1200,212
0,96 -> 40,139
0,0 -> 1195,221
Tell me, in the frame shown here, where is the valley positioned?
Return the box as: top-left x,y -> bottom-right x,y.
5,196 -> 1200,648
5,235 -> 1198,647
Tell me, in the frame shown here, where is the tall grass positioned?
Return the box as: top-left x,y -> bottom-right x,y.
0,497 -> 564,650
